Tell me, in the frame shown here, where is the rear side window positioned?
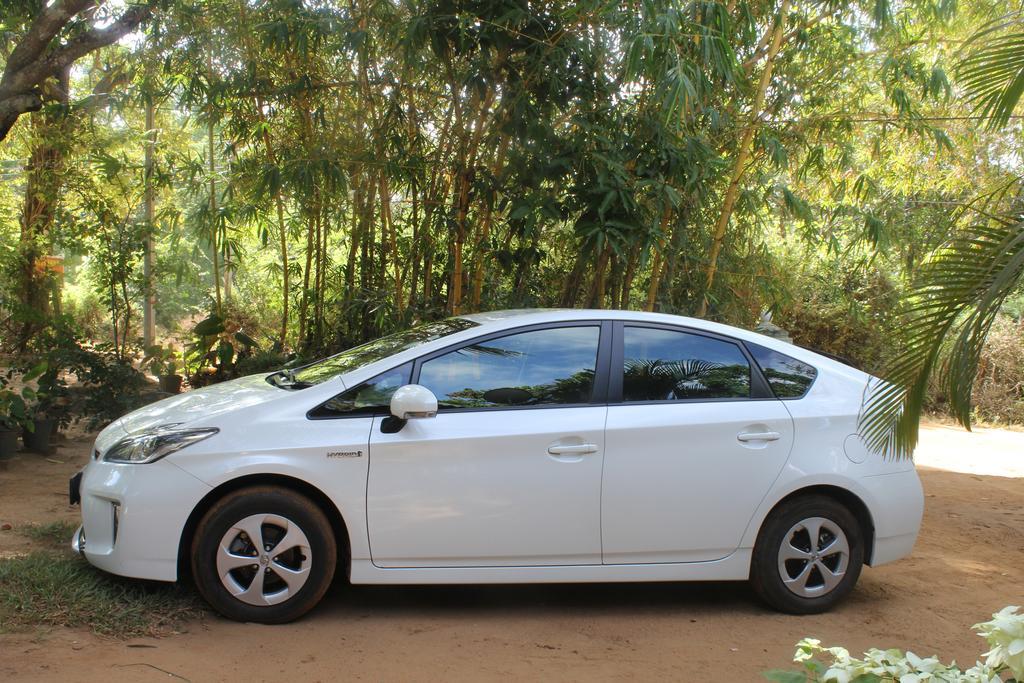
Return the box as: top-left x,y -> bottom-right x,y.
622,327 -> 751,401
747,343 -> 817,399
417,326 -> 600,409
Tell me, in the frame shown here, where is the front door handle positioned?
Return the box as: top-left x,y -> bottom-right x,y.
737,431 -> 781,442
547,443 -> 599,455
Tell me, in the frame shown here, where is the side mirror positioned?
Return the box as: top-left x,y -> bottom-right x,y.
389,384 -> 438,420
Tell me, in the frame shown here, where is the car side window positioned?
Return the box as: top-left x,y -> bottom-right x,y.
417,326 -> 600,409
309,363 -> 412,418
747,343 -> 817,399
622,327 -> 750,401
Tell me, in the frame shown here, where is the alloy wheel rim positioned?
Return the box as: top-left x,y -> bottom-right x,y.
777,516 -> 849,598
216,513 -> 312,606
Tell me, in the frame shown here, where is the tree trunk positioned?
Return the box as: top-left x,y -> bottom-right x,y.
207,116 -> 222,315
645,207 -> 674,311
620,248 -> 639,310
16,67 -> 71,348
469,134 -> 510,311
379,175 -> 404,315
142,96 -> 157,348
588,243 -> 613,309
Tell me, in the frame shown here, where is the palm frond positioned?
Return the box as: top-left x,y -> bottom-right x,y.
859,216 -> 1024,458
957,14 -> 1024,130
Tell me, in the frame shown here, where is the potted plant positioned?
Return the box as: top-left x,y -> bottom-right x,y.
23,363 -> 65,455
144,345 -> 184,394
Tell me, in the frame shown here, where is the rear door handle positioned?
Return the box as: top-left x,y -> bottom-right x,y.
547,443 -> 599,455
737,431 -> 781,442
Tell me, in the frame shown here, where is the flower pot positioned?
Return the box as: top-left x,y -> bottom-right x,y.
22,418 -> 55,454
158,374 -> 184,394
0,429 -> 18,458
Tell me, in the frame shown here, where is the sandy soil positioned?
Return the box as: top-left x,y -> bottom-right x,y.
0,424 -> 1021,682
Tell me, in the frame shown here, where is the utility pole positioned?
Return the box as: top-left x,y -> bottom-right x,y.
142,95 -> 157,348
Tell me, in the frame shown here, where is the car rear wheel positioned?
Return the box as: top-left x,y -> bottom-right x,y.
750,495 -> 864,614
191,486 -> 337,623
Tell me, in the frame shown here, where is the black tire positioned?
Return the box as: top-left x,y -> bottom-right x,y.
191,486 -> 337,623
750,495 -> 864,614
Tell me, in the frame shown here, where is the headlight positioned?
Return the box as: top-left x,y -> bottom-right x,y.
103,427 -> 219,464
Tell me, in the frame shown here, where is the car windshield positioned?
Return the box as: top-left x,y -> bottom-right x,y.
271,318 -> 479,389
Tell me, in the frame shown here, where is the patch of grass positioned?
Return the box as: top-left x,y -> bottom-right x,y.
0,551 -> 203,637
19,520 -> 78,548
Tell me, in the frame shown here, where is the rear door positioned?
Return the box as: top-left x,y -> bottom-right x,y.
601,323 -> 794,564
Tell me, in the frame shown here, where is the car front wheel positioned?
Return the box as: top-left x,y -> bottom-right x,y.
191,486 -> 337,623
750,495 -> 864,614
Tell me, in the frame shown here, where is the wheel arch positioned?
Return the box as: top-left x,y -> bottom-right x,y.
757,485 -> 876,565
177,473 -> 352,582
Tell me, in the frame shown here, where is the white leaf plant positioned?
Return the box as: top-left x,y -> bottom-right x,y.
765,606 -> 1024,683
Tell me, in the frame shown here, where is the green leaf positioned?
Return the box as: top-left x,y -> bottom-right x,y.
763,671 -> 807,683
23,362 -> 48,383
193,315 -> 225,337
216,341 -> 235,369
957,14 -> 1024,129
233,331 -> 258,349
859,217 -> 1024,458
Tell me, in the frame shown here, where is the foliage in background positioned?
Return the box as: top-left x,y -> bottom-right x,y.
859,4 -> 1024,457
926,314 -> 1024,424
8,315 -> 150,429
0,0 -> 1022,429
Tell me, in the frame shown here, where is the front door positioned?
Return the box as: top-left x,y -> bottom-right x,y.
367,324 -> 608,568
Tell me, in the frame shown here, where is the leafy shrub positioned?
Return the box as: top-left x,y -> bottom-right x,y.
20,317 -> 149,429
0,367 -> 39,432
766,605 -> 1024,682
773,259 -> 899,375
972,316 -> 1024,424
233,348 -> 294,377
925,315 -> 1024,425
61,290 -> 108,342
184,312 -> 259,382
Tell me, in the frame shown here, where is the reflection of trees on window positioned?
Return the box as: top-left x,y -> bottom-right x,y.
441,369 -> 596,408
623,358 -> 750,400
747,343 -> 817,399
621,327 -> 751,401
295,318 -> 478,386
311,364 -> 411,417
419,327 -> 600,409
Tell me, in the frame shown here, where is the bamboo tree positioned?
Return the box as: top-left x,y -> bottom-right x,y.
142,91 -> 156,348
697,0 -> 791,318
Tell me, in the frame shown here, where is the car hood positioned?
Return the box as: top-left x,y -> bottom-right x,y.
108,373 -> 283,437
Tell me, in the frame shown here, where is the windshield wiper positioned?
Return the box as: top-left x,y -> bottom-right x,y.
268,369 -> 312,390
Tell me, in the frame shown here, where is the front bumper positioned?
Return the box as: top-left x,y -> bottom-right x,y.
71,457 -> 212,582
71,524 -> 84,555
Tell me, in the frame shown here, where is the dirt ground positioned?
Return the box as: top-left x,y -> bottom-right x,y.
0,422 -> 1021,682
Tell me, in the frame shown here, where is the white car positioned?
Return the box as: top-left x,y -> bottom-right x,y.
70,309 -> 923,623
